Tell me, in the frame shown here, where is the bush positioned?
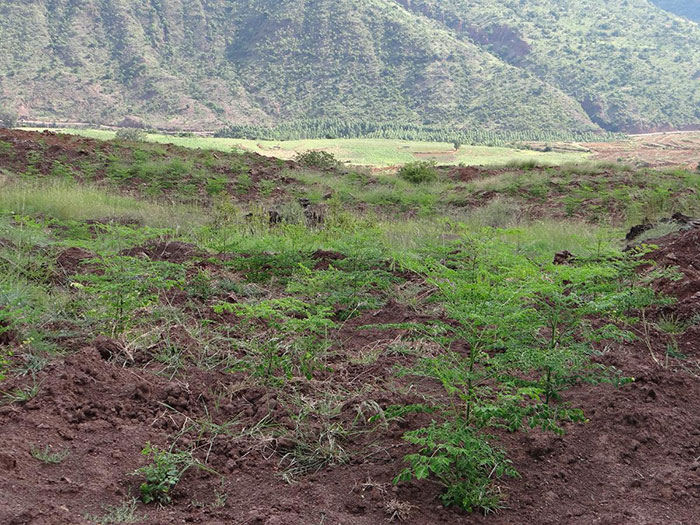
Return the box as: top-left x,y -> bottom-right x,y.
136,444 -> 196,504
395,421 -> 518,513
115,128 -> 146,141
294,150 -> 340,169
398,161 -> 438,184
0,109 -> 18,129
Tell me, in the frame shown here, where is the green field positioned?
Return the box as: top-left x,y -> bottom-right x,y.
24,128 -> 590,167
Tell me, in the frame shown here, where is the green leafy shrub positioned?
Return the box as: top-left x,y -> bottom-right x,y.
136,444 -> 196,504
395,421 -> 518,513
76,256 -> 185,333
294,150 -> 341,169
286,265 -> 396,320
206,176 -> 228,195
214,297 -> 336,381
398,162 -> 438,184
393,233 -> 658,510
115,128 -> 146,141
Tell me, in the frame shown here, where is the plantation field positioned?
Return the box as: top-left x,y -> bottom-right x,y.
0,129 -> 698,524
22,128 -> 591,167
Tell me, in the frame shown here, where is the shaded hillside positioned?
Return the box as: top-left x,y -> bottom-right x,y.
0,0 -> 593,134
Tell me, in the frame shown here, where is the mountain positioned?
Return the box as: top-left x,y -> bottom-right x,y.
1,0 -> 699,134
397,0 -> 700,133
651,1 -> 700,22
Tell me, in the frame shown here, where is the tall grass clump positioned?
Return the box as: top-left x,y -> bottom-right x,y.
0,181 -> 203,228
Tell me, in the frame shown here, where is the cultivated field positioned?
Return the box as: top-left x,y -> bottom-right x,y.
26,127 -> 700,171
22,128 -> 591,167
0,129 -> 698,524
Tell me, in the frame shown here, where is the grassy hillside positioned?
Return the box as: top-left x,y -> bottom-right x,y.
397,0 -> 700,132
3,0 -> 700,134
1,129 -> 699,524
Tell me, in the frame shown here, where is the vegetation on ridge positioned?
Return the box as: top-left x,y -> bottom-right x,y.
2,0 -> 700,134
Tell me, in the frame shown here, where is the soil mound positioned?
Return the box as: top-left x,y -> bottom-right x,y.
120,241 -> 203,263
311,249 -> 347,270
448,165 -> 487,182
55,247 -> 98,280
644,226 -> 700,320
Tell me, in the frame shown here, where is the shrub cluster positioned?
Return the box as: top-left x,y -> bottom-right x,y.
398,161 -> 438,184
115,128 -> 147,141
294,150 -> 341,170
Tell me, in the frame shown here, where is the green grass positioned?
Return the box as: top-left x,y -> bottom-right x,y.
30,444 -> 70,464
0,180 -> 204,228
22,128 -> 590,167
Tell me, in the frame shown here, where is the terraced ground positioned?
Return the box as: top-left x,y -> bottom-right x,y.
0,130 -> 698,524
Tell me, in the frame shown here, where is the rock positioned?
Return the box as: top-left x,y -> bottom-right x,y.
553,250 -> 575,265
0,453 -> 17,471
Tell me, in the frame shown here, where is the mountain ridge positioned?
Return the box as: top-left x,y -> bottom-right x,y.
1,0 -> 698,134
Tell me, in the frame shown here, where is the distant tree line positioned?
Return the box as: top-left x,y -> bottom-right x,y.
215,119 -> 624,146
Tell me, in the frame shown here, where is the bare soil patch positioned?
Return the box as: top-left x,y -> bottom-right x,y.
586,131 -> 700,168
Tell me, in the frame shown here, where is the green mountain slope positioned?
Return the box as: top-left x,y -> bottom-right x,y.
0,0 -> 594,133
0,0 -> 699,133
396,0 -> 700,132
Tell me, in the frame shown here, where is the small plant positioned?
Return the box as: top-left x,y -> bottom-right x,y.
85,498 -> 140,524
236,172 -> 253,194
115,128 -> 146,141
385,499 -> 416,522
0,140 -> 12,154
294,150 -> 340,169
2,376 -> 41,404
135,444 -> 196,504
278,402 -> 349,483
0,350 -> 10,381
31,444 -> 70,464
77,256 -> 185,334
395,421 -> 518,513
398,161 -> 437,184
206,176 -> 228,195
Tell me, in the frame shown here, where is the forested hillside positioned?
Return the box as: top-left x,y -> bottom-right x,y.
398,0 -> 700,132
1,0 -> 699,134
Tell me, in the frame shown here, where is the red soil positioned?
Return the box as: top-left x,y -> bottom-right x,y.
0,230 -> 698,524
